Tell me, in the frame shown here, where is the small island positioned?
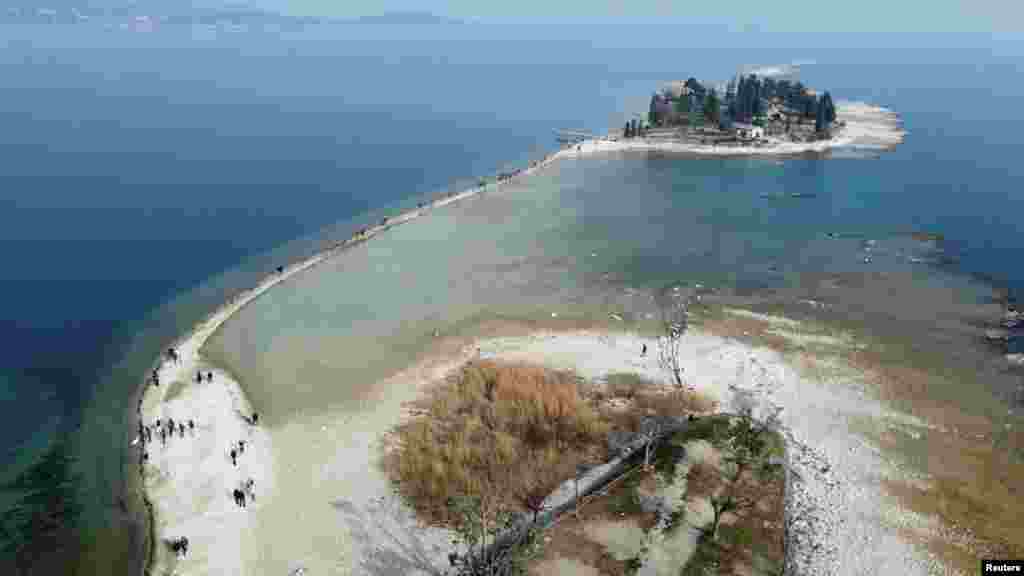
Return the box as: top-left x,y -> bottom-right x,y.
561,65 -> 904,156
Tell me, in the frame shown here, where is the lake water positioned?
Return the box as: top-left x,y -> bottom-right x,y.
1,14 -> 1022,574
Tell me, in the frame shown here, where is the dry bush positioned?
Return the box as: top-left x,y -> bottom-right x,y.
635,388 -> 718,417
603,388 -> 718,433
603,372 -> 655,400
382,360 -> 609,525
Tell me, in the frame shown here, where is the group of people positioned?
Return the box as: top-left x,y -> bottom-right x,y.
232,478 -> 256,508
228,439 -> 247,466
227,419 -> 259,511
151,347 -> 180,387
496,169 -> 522,184
170,536 -> 189,558
144,347 -> 269,564
137,416 -> 197,466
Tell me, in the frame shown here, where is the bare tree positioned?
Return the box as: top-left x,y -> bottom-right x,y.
447,490 -> 541,576
705,407 -> 782,540
657,290 -> 691,389
637,416 -> 672,471
513,458 -> 559,526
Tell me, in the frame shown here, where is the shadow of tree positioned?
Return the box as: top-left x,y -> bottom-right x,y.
332,497 -> 448,576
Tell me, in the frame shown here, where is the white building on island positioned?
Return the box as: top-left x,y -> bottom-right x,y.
732,122 -> 765,140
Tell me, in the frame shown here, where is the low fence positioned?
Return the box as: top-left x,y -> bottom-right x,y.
462,417 -> 693,568
462,413 -> 797,575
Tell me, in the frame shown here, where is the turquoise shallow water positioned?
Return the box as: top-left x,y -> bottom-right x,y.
205,153 -> 1020,434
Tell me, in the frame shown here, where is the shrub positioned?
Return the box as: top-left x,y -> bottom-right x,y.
604,372 -> 655,399
634,389 -> 717,419
383,361 -> 608,525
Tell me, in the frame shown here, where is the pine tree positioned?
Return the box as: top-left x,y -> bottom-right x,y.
822,91 -> 836,123
675,94 -> 690,121
648,93 -> 659,126
752,78 -> 762,117
704,90 -> 721,127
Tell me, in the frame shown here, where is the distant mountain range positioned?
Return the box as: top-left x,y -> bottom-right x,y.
1,5 -> 465,27
347,12 -> 464,25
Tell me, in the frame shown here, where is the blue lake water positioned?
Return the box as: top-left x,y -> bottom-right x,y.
0,15 -> 1022,574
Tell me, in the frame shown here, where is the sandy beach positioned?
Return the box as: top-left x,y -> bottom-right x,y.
133,98 -> 927,575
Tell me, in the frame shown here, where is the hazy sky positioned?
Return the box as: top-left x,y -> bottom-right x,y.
233,0 -> 1017,33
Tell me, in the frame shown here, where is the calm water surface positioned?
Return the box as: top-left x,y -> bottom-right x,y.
2,16 -> 1023,574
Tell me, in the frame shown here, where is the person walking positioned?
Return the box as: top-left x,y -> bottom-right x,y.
230,449 -> 237,467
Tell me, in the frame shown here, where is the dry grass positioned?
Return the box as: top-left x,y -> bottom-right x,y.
382,361 -> 611,525
383,362 -> 715,528
602,373 -> 651,400
598,374 -> 719,434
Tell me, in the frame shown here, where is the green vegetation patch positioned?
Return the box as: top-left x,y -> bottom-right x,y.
604,372 -> 656,399
610,472 -> 645,516
673,415 -> 731,446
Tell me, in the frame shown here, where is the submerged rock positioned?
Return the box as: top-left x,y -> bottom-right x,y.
1002,310 -> 1023,330
986,329 -> 1010,342
909,231 -> 944,243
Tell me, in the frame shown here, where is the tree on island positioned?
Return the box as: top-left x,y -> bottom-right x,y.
703,407 -> 782,542
648,93 -> 660,126
657,289 -> 691,389
674,94 -> 690,124
704,90 -> 721,127
734,76 -> 747,122
821,91 -> 836,124
751,77 -> 763,117
734,74 -> 762,123
815,96 -> 826,133
684,77 -> 705,98
623,122 -> 632,138
446,490 -> 542,576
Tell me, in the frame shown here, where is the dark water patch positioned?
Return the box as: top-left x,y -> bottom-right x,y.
0,434 -> 83,575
